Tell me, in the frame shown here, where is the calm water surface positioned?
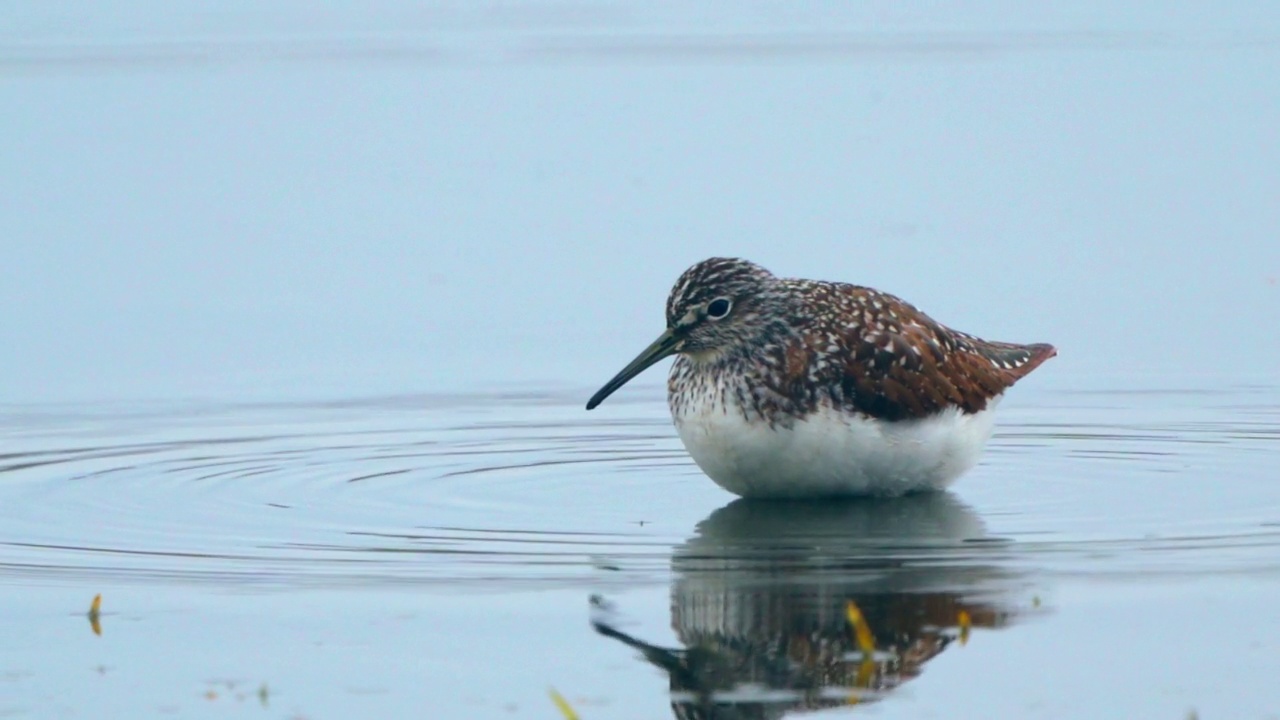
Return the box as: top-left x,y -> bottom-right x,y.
2,380 -> 1278,718
5,2 -> 1280,718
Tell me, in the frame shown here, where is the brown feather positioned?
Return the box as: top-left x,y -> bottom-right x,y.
763,282 -> 1056,422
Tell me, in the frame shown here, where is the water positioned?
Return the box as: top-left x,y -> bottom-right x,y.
2,382 -> 1279,718
4,2 -> 1280,718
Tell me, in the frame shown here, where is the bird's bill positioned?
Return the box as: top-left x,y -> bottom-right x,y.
586,328 -> 679,410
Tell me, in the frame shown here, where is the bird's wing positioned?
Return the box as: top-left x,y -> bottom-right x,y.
778,283 -> 1055,421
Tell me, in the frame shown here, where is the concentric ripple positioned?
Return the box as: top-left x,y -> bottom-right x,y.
1,383 -> 1278,589
0,392 -> 699,588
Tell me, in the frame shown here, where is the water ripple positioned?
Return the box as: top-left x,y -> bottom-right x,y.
0,386 -> 1277,588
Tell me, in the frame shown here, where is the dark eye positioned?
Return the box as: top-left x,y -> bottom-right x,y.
706,298 -> 732,319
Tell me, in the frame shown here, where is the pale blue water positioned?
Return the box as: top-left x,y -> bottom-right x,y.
3,2 -> 1280,718
3,382 -> 1279,717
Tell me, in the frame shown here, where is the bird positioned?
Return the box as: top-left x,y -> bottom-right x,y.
585,257 -> 1055,499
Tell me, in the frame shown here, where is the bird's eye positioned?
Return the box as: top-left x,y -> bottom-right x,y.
706,298 -> 732,319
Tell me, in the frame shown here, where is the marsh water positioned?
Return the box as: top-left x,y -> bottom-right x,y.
4,2 -> 1280,718
3,381 -> 1279,718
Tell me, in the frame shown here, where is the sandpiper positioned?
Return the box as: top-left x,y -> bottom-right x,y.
586,257 -> 1055,498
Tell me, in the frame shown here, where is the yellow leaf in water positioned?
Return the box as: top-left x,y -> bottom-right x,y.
87,594 -> 102,637
845,601 -> 875,657
855,656 -> 876,687
847,656 -> 878,703
957,610 -> 972,646
548,687 -> 580,720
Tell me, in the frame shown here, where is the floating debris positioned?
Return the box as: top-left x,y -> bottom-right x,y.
957,610 -> 972,645
845,600 -> 875,657
548,687 -> 580,720
87,594 -> 102,637
844,599 -> 879,705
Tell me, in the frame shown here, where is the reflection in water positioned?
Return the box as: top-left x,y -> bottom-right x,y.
595,494 -> 1030,718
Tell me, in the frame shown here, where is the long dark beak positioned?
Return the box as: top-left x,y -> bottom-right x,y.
586,328 -> 679,410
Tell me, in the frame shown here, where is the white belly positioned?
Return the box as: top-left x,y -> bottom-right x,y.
672,396 -> 999,499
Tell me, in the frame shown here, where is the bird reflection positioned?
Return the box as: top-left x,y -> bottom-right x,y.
593,493 -> 1029,718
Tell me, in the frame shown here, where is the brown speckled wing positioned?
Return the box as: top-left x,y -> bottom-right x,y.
783,283 -> 1056,422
